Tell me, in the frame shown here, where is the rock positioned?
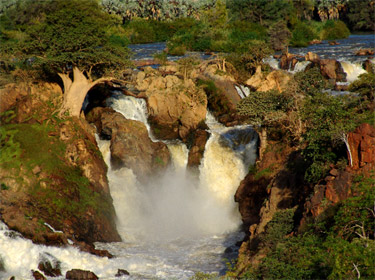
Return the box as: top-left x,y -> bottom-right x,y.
245,65 -> 264,89
309,39 -> 322,45
187,129 -> 210,169
363,59 -> 375,73
32,165 -> 41,175
347,123 -> 375,169
329,169 -> 339,177
279,52 -> 296,70
305,52 -> 320,63
328,40 -> 340,45
355,49 -> 374,56
334,83 -> 348,91
32,270 -> 46,280
38,253 -> 62,277
89,108 -> 170,180
145,77 -> 207,141
66,269 -> 98,280
319,59 -> 347,82
115,269 -> 130,277
256,70 -> 292,92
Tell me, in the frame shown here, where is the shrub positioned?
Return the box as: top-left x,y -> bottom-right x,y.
290,21 -> 317,47
321,20 -> 350,40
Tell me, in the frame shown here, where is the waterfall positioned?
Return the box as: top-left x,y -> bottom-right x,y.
340,61 -> 367,83
290,60 -> 311,73
0,95 -> 258,279
235,85 -> 250,99
102,96 -> 258,242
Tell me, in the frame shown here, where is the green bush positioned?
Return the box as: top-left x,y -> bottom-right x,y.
321,20 -> 350,40
290,21 -> 317,47
125,18 -> 156,43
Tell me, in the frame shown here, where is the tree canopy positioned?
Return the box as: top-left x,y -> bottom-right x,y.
0,0 -> 130,78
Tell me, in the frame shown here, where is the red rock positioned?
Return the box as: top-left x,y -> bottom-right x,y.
348,123 -> 375,169
32,271 -> 46,280
329,169 -> 339,177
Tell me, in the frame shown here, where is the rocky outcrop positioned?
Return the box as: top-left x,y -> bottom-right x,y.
134,67 -> 207,141
246,68 -> 292,93
348,123 -> 375,170
279,52 -> 299,70
86,107 -> 170,181
0,82 -> 120,254
305,52 -> 347,82
300,123 -> 375,229
187,129 -> 210,170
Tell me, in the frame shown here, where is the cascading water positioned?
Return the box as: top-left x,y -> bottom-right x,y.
0,95 -> 258,279
339,61 -> 367,83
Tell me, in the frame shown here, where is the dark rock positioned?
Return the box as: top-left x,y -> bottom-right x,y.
115,269 -> 130,277
363,59 -> 375,73
38,252 -> 62,277
66,269 -> 98,280
32,270 -> 46,280
187,129 -> 210,169
74,241 -> 113,258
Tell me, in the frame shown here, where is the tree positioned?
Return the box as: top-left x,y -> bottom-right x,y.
269,21 -> 291,51
0,0 -> 130,117
237,90 -> 289,157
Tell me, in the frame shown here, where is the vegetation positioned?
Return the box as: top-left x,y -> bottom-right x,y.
0,0 -> 130,117
238,175 -> 375,280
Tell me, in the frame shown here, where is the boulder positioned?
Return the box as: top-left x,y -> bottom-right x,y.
245,65 -> 264,89
319,59 -> 347,82
88,107 -> 170,180
187,129 -> 210,169
115,269 -> 130,277
66,269 -> 98,280
305,52 -> 320,63
38,253 -> 62,277
257,70 -> 292,92
355,49 -> 374,56
144,77 -> 207,141
32,271 -> 46,280
363,59 -> 375,73
279,52 -> 298,70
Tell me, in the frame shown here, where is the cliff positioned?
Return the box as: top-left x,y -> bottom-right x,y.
0,82 -> 120,255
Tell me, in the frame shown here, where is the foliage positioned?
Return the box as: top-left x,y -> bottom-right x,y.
226,0 -> 294,27
345,0 -> 375,31
239,175 -> 375,280
0,0 -> 130,78
237,90 -> 289,128
349,72 -> 375,102
321,20 -> 350,40
268,21 -> 291,51
290,21 -> 318,47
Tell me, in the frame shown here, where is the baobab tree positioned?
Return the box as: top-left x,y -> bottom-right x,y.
0,0 -> 130,117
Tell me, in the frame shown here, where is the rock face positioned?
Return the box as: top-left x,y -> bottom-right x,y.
0,82 -> 120,253
87,107 -> 170,181
348,123 -> 375,169
134,67 -> 207,141
279,52 -> 299,70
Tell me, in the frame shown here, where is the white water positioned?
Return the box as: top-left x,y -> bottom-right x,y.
0,96 -> 258,279
339,61 -> 367,83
